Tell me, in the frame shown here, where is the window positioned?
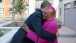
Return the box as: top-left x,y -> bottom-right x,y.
59,8 -> 61,15
74,1 -> 76,7
0,8 -> 4,14
59,0 -> 63,2
48,0 -> 51,1
25,0 -> 29,3
36,0 -> 43,1
43,0 -> 51,1
36,0 -> 51,1
64,3 -> 71,9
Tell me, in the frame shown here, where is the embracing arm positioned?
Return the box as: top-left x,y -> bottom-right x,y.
22,12 -> 58,42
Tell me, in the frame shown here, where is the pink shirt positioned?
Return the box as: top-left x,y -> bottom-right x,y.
26,18 -> 58,43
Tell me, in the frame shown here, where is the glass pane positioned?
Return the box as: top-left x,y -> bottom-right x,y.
74,1 -> 76,7
43,0 -> 51,1
64,3 -> 70,9
35,0 -> 43,1
0,8 -> 4,13
0,9 -> 3,11
0,11 -> 3,13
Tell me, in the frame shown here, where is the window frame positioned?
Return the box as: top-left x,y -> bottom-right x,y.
0,8 -> 4,14
59,0 -> 63,2
35,0 -> 51,1
64,3 -> 71,9
74,1 -> 76,8
59,8 -> 61,15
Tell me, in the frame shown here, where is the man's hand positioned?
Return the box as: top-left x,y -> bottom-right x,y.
57,24 -> 62,29
56,31 -> 59,38
22,24 -> 30,32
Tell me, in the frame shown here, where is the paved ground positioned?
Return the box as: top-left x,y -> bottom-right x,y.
58,26 -> 76,43
58,38 -> 76,43
0,19 -> 5,23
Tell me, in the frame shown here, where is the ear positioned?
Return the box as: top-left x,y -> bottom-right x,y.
51,14 -> 54,17
45,7 -> 48,9
44,7 -> 48,11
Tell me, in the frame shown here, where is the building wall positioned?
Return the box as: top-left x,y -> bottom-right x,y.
52,0 -> 59,19
58,0 -> 76,31
0,3 -> 4,16
0,0 -> 11,17
63,0 -> 75,4
28,0 -> 35,15
64,1 -> 76,31
58,1 -> 64,25
58,0 -> 75,25
0,0 -> 30,17
4,0 -> 10,16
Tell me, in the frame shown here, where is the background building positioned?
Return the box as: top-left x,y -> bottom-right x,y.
0,0 -> 10,17
0,0 -> 35,17
0,0 -> 59,17
58,0 -> 76,31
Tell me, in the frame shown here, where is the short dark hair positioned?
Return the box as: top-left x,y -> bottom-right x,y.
41,1 -> 51,8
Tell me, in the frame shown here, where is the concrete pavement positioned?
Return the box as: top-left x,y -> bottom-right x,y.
58,26 -> 76,35
58,26 -> 76,43
58,38 -> 76,43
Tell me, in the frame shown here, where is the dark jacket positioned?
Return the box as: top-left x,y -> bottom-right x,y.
10,9 -> 56,43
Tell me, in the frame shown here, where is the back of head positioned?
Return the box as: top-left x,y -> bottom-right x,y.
41,1 -> 51,8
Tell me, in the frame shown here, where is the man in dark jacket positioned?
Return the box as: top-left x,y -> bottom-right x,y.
10,1 -> 58,43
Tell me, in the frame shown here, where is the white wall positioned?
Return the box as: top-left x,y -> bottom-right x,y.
24,0 -> 35,18
52,0 -> 59,19
0,3 -> 4,16
0,3 -> 4,7
29,0 -> 35,15
58,1 -> 64,25
52,0 -> 59,9
35,1 -> 43,8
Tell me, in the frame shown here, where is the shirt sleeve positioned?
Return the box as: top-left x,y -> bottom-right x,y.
26,29 -> 38,42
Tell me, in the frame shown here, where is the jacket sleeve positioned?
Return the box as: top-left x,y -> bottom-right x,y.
30,13 -> 56,42
26,30 -> 38,42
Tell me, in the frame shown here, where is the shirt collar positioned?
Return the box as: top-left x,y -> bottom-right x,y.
47,18 -> 54,20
